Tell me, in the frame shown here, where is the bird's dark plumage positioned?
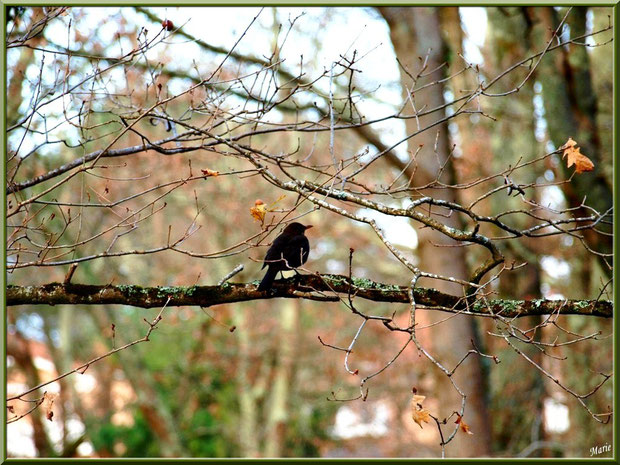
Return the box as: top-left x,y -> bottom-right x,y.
258,222 -> 312,292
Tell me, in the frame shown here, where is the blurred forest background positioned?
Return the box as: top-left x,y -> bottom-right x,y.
6,6 -> 614,458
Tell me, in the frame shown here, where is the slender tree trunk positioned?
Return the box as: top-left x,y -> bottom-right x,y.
233,310 -> 261,457
263,300 -> 297,457
377,7 -> 492,456
526,6 -> 612,282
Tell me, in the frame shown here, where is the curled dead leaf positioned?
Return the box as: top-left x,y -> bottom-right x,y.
558,137 -> 577,151
201,168 -> 220,177
410,394 -> 431,429
455,413 -> 474,435
560,137 -> 594,174
411,406 -> 431,429
43,392 -> 57,422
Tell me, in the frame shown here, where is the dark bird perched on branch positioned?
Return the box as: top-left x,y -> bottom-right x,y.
258,222 -> 312,292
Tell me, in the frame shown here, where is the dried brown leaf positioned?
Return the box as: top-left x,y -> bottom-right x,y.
561,138 -> 594,174
201,168 -> 220,177
43,392 -> 56,422
455,413 -> 474,435
410,394 -> 431,429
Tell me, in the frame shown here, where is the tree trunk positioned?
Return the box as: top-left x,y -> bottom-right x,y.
526,6 -> 612,282
233,310 -> 261,457
377,6 -> 492,456
263,300 -> 297,457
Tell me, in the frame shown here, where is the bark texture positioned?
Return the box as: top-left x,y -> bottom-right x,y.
6,280 -> 612,318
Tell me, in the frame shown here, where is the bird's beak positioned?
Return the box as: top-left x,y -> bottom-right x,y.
305,225 -> 313,230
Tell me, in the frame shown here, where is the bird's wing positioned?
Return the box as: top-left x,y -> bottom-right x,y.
262,234 -> 289,268
281,235 -> 310,267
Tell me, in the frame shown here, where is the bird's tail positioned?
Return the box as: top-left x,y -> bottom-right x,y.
258,266 -> 278,292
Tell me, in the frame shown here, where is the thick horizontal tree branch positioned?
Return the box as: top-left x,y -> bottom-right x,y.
6,276 -> 612,318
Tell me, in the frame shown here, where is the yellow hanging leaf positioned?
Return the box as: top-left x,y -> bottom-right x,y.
250,199 -> 266,224
249,196 -> 287,225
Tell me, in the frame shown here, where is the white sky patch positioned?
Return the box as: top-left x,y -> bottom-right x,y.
77,442 -> 95,457
540,255 -> 570,280
75,373 -> 98,393
16,313 -> 46,341
540,185 -> 566,210
544,397 -> 570,433
331,401 -> 390,439
585,9 -> 596,47
541,282 -> 565,300
9,7 -> 411,161
148,7 -> 408,159
8,421 -> 37,457
546,293 -> 566,300
533,82 -> 548,142
460,7 -> 487,65
33,356 -> 56,372
357,208 -> 418,249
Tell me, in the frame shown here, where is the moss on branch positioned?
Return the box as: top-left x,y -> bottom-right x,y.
6,274 -> 612,318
